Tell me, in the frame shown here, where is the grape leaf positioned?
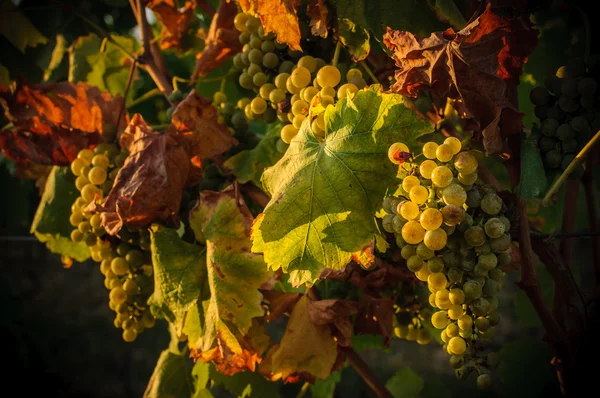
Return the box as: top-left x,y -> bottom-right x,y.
385,366 -> 424,398
238,0 -> 302,51
354,296 -> 394,345
308,299 -> 359,346
148,224 -> 207,333
223,123 -> 284,186
338,18 -> 370,62
144,350 -> 194,398
147,0 -> 197,50
192,361 -> 213,398
516,134 -> 547,199
252,86 -> 433,286
208,364 -> 280,398
421,376 -> 451,398
44,34 -> 67,82
260,295 -> 338,381
187,185 -> 272,375
192,0 -> 241,79
0,81 -> 126,166
93,115 -> 191,235
30,166 -> 90,262
384,4 -> 538,154
428,0 -> 467,30
307,0 -> 329,38
311,370 -> 341,398
68,33 -> 139,100
0,2 -> 48,53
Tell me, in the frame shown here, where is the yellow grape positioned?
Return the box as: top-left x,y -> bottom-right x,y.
91,154 -> 110,168
292,114 -> 306,129
388,142 -> 409,164
448,336 -> 467,355
337,83 -> 358,100
436,144 -> 454,162
419,160 -> 437,179
269,88 -> 286,104
319,95 -> 335,107
444,136 -> 462,154
316,65 -> 341,88
275,73 -> 290,90
409,185 -> 428,205
109,286 -> 127,304
428,272 -> 448,291
399,201 -> 419,220
401,221 -> 425,244
259,83 -> 275,100
320,86 -> 336,98
302,86 -> 319,102
422,142 -> 438,159
292,100 -> 309,115
75,175 -> 89,191
424,228 -> 447,250
251,97 -> 267,114
88,166 -> 107,185
419,208 -> 443,231
286,77 -> 301,94
448,304 -> 464,320
297,55 -> 317,73
454,151 -> 478,174
70,158 -> 86,176
458,172 -> 478,185
415,265 -> 431,281
291,66 -> 311,88
429,293 -> 436,307
458,314 -> 473,330
402,175 -> 420,192
234,13 -> 250,31
442,184 -> 467,206
449,288 -> 465,305
445,323 -> 459,338
431,166 -> 453,187
346,68 -> 363,80
81,184 -> 100,202
77,149 -> 94,165
281,124 -> 299,144
432,311 -> 450,329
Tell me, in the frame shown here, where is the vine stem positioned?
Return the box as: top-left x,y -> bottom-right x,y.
360,61 -> 380,84
296,382 -> 310,398
332,41 -> 342,67
582,163 -> 600,285
113,59 -> 137,140
240,183 -> 270,207
127,88 -> 163,108
342,347 -> 393,398
542,129 -> 600,206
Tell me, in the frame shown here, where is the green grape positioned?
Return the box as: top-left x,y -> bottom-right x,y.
447,267 -> 464,283
436,144 -> 454,162
382,196 -> 401,214
291,66 -> 311,88
392,216 -> 405,234
424,228 -> 447,251
401,245 -> 416,260
382,213 -> 395,233
239,73 -> 254,89
471,298 -> 490,316
111,256 -> 129,276
496,252 -> 511,268
539,135 -> 557,152
427,257 -> 444,273
529,85 -> 550,105
431,166 -> 453,187
231,111 -> 248,129
416,242 -> 434,259
546,105 -> 565,121
346,68 -> 363,80
484,218 -> 505,238
252,72 -> 268,87
395,234 -> 406,248
561,78 -> 579,98
432,311 -> 450,329
474,316 -> 490,331
488,311 -> 500,326
490,234 -> 511,252
246,17 -> 261,33
449,355 -> 464,369
562,140 -> 578,154
407,255 -> 424,272
463,280 -> 482,300
238,31 -> 251,45
458,172 -> 477,186
559,95 -> 578,113
483,279 -> 499,297
442,251 -> 461,267
402,221 -> 425,244
480,193 -> 502,215
441,205 -> 465,226
213,91 -> 227,105
298,55 -> 317,73
262,52 -> 279,69
278,60 -> 295,74
478,253 -> 497,271
556,123 -> 574,141
125,249 -> 143,267
442,184 -> 467,206
316,65 -> 341,88
78,220 -> 91,234
578,77 -> 597,97
477,374 -> 492,390
422,142 -> 439,159
544,150 -> 562,168
498,215 -> 511,232
475,242 -> 491,255
261,40 -> 275,53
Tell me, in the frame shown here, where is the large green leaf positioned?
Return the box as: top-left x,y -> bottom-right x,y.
0,2 -> 48,53
148,225 -> 208,334
186,185 -> 272,374
30,166 -> 89,262
517,135 -> 547,199
385,366 -> 424,398
252,86 -> 433,286
224,123 -> 284,186
192,361 -> 213,398
68,33 -> 139,99
312,370 -> 341,398
144,350 -> 194,398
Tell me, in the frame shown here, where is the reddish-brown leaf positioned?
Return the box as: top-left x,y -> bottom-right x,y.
0,81 -> 126,165
263,291 -> 302,322
171,89 -> 237,185
147,0 -> 197,50
238,0 -> 302,51
354,296 -> 394,345
384,4 -> 538,154
308,299 -> 358,346
307,0 -> 328,38
93,114 -> 189,235
192,0 -> 241,79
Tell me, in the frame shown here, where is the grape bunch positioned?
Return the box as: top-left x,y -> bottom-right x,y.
392,281 -> 434,345
529,57 -> 599,179
382,138 -> 511,389
68,145 -> 156,342
230,12 -> 368,148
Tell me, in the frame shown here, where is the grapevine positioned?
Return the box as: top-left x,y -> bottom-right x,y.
1,1 -> 599,398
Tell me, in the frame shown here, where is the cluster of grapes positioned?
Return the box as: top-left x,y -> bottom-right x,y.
392,283 -> 433,345
68,146 -> 156,342
529,57 -> 599,179
230,12 -> 367,147
382,138 -> 511,390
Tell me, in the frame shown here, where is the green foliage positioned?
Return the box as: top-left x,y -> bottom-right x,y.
30,167 -> 90,262
312,370 -> 341,398
44,34 -> 68,81
69,33 -> 140,99
224,123 -> 285,186
208,364 -> 279,398
514,265 -> 554,327
0,2 -> 48,53
385,366 -> 425,398
428,0 -> 467,29
517,135 -> 548,199
252,86 -> 433,286
144,350 -> 194,398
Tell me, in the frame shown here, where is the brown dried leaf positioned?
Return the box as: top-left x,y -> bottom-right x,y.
238,0 -> 302,51
13,161 -> 52,193
94,114 -> 189,235
307,0 -> 328,38
308,299 -> 358,346
263,291 -> 302,322
354,296 -> 394,346
384,4 -> 538,154
0,81 -> 126,165
192,0 -> 241,79
147,0 -> 197,50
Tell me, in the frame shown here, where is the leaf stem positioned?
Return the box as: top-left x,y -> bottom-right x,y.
542,129 -> 600,206
332,40 -> 342,67
112,59 -> 137,141
342,347 -> 393,398
127,88 -> 164,108
296,382 -> 311,398
360,61 -> 379,84
172,76 -> 193,92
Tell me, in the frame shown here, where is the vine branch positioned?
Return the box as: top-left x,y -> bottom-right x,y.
240,183 -> 271,207
341,347 -> 393,398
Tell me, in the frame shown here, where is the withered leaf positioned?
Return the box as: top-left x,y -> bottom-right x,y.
147,0 -> 197,50
263,291 -> 302,322
94,114 -> 189,235
0,81 -> 126,165
308,299 -> 358,347
384,4 -> 538,154
238,0 -> 302,51
192,0 -> 241,79
307,0 -> 329,38
354,296 -> 394,346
